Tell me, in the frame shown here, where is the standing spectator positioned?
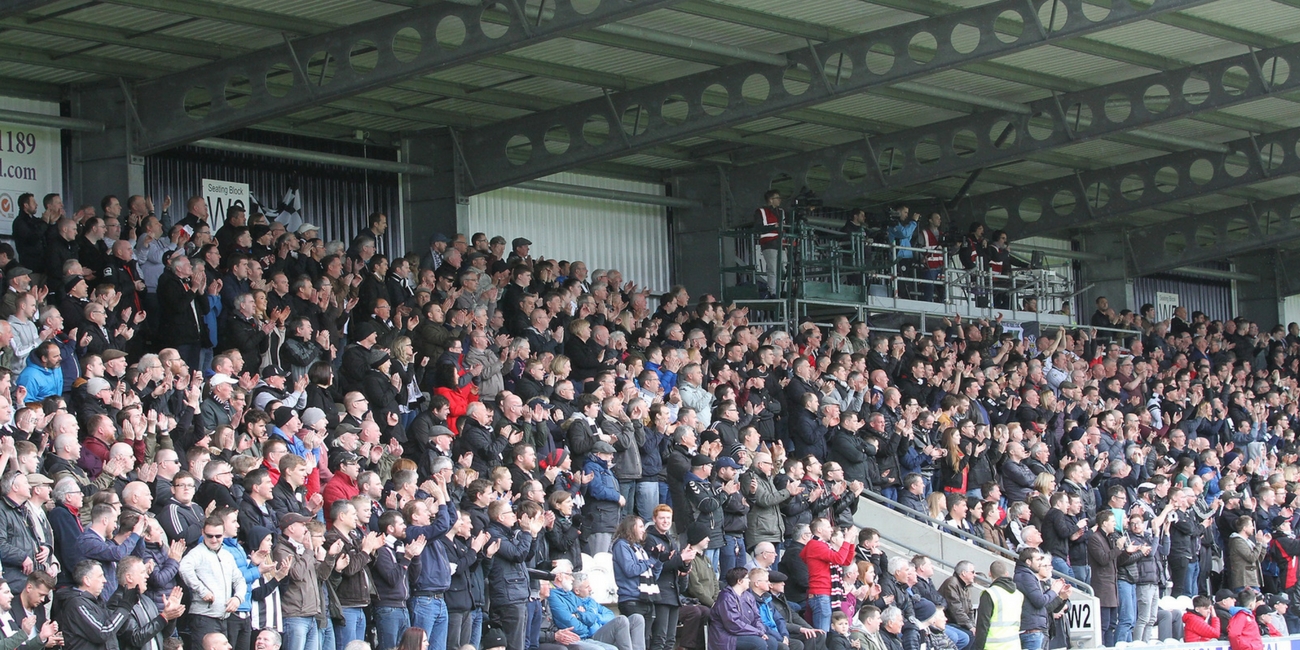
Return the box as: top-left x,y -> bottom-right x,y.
0,472 -> 38,595
54,560 -> 133,650
178,515 -> 246,648
156,254 -> 211,371
745,452 -> 801,554
110,555 -> 185,650
801,519 -> 857,631
323,501 -> 383,648
486,500 -> 545,650
272,513 -> 336,650
612,516 -> 660,648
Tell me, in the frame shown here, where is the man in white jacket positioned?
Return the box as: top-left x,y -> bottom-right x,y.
179,515 -> 246,650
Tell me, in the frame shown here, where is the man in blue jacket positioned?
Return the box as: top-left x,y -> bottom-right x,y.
548,562 -> 642,650
16,341 -> 62,404
403,474 -> 456,650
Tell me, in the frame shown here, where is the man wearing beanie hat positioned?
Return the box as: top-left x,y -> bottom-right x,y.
685,522 -> 720,607
338,322 -> 379,395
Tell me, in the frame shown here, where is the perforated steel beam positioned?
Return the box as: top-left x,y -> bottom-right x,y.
0,0 -> 58,18
130,0 -> 682,154
457,0 -> 1218,194
735,41 -> 1299,209
949,124 -> 1300,239
1126,193 -> 1300,276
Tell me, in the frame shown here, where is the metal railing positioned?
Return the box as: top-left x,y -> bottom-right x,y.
719,222 -> 1076,315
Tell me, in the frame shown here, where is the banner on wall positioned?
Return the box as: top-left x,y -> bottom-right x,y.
1157,291 -> 1180,321
0,97 -> 63,236
202,178 -> 249,232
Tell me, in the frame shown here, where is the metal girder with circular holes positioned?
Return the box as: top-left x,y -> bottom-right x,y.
457,0 -> 1219,195
130,0 -> 683,155
740,41 -> 1300,209
951,124 -> 1300,239
1126,193 -> 1300,276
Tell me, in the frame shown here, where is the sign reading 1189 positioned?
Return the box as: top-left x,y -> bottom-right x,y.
0,132 -> 37,154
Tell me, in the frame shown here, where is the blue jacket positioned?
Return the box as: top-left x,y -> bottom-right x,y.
77,528 -> 140,600
611,538 -> 661,604
48,504 -> 82,585
407,503 -> 457,594
202,294 -> 222,348
889,220 -> 918,259
549,587 -> 615,639
582,457 -> 622,534
224,538 -> 262,613
757,591 -> 790,639
16,359 -> 62,403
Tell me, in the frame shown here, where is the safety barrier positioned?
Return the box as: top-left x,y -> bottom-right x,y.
854,491 -> 1101,648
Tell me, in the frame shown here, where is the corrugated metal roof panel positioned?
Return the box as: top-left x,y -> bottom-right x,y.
0,61 -> 95,84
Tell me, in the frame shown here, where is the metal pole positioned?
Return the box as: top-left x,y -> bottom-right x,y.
192,138 -> 435,175
515,180 -> 699,209
0,109 -> 104,132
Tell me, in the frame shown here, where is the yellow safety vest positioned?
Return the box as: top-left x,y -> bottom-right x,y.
983,584 -> 1025,650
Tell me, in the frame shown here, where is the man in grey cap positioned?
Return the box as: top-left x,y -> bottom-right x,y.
420,232 -> 449,273
0,265 -> 33,320
584,441 -> 623,555
508,237 -> 531,264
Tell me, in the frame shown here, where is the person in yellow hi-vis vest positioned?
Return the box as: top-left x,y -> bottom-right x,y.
974,561 -> 1023,650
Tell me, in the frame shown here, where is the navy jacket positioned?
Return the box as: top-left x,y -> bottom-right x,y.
407,502 -> 457,594
486,520 -> 535,605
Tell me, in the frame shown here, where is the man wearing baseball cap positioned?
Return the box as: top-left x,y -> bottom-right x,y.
273,513 -> 333,650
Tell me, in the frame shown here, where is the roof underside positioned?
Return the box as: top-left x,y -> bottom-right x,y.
2,0 -> 1299,247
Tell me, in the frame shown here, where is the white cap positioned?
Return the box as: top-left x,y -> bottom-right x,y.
209,373 -> 238,386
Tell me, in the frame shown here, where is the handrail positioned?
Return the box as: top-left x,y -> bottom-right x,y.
857,489 -> 1095,596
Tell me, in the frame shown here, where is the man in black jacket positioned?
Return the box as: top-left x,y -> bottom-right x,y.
110,555 -> 184,650
156,254 -> 210,372
54,560 -> 133,650
11,194 -> 46,274
237,470 -> 277,547
268,456 -> 321,522
486,500 -> 544,650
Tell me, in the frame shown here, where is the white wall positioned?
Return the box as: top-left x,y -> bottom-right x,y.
1281,294 -> 1300,328
0,96 -> 62,235
465,172 -> 671,293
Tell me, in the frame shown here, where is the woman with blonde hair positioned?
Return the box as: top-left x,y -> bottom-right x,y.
389,335 -> 424,427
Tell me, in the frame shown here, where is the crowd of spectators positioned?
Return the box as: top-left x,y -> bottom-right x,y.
0,187 -> 1294,650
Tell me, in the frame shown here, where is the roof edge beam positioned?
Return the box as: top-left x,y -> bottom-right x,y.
957,125 -> 1300,239
1126,193 -> 1300,276
735,41 -> 1298,209
130,0 -> 684,154
457,0 -> 1219,194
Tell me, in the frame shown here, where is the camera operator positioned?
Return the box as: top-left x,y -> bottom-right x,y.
986,230 -> 1027,309
917,213 -> 947,303
887,205 -> 917,298
755,190 -> 785,299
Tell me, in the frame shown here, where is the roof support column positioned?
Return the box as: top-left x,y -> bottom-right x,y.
1234,254 -> 1282,327
69,84 -> 143,212
1077,231 -> 1132,321
401,129 -> 463,256
670,168 -> 730,298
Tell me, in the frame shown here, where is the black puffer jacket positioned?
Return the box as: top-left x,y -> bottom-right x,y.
1117,530 -> 1164,585
486,521 -> 535,606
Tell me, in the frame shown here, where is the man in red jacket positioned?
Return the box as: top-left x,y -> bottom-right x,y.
800,518 -> 857,632
1229,590 -> 1265,650
322,451 -> 361,513
1183,595 -> 1221,642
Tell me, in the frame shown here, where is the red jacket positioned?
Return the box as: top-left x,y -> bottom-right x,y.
322,472 -> 359,514
1182,611 -> 1220,642
1228,609 -> 1264,650
800,537 -> 855,596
